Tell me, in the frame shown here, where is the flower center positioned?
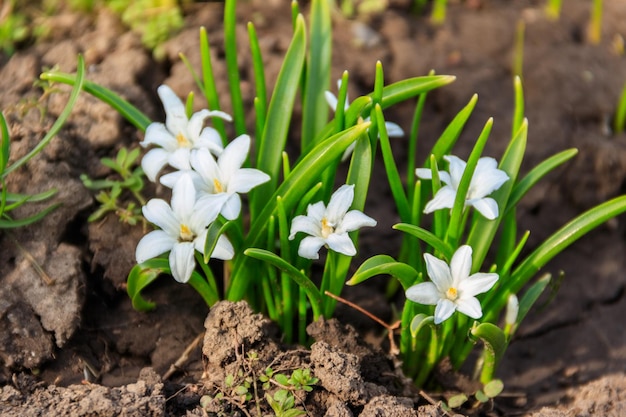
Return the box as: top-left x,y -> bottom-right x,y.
445,287 -> 459,301
179,224 -> 195,242
176,132 -> 192,148
320,217 -> 334,238
213,178 -> 224,193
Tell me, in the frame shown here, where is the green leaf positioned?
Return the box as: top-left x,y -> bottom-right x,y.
410,314 -> 434,338
127,259 -> 169,311
244,248 -> 322,320
475,389 -> 490,403
0,203 -> 60,229
204,219 -> 237,263
254,14 -> 307,207
484,379 -> 504,398
470,322 -> 506,384
347,255 -> 418,290
516,273 -> 551,326
393,223 -> 455,261
199,27 -> 227,143
223,0 -> 246,136
447,394 -> 468,409
0,112 -> 10,173
301,0 -> 331,150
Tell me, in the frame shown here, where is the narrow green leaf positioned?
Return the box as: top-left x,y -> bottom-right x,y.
512,76 -> 524,138
410,314 -> 434,338
224,0 -> 246,136
40,68 -> 151,132
4,188 -> 57,203
0,203 -> 60,228
199,27 -> 227,143
347,255 -> 418,289
301,0 -> 331,150
254,14 -> 306,209
393,223 -> 455,261
470,322 -> 506,384
506,148 -> 578,213
244,248 -> 322,320
0,112 -> 10,172
516,273 -> 551,326
204,219 -> 237,263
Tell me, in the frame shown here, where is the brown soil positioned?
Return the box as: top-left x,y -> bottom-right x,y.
1,0 -> 626,415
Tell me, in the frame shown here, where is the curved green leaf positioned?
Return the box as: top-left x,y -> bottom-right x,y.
393,223 -> 455,260
347,255 -> 418,289
127,259 -> 169,311
470,322 -> 506,384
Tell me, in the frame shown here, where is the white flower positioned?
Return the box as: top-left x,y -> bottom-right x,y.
161,134 -> 270,220
406,245 -> 498,324
140,84 -> 232,181
135,175 -> 234,283
288,184 -> 377,259
325,79 -> 404,161
416,155 -> 509,220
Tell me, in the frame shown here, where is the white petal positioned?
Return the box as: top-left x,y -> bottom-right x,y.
385,121 -> 404,137
424,253 -> 453,293
190,195 -> 226,230
340,142 -> 357,162
142,199 -> 179,236
289,214 -> 322,239
168,148 -> 192,171
434,299 -> 457,324
415,168 -> 433,180
470,160 -> 509,199
469,197 -> 499,220
459,273 -> 499,297
449,245 -> 473,285
326,184 -> 354,224
455,297 -> 483,319
306,201 -> 327,223
423,186 -> 456,214
197,127 -> 225,155
338,210 -> 376,232
406,282 -> 440,305
210,235 -> 235,260
326,233 -> 356,256
298,236 -> 326,259
325,91 -> 338,111
158,85 -> 188,136
444,155 -> 466,188
190,148 -> 221,187
219,134 -> 250,181
160,170 -> 202,190
187,109 -> 212,139
169,242 -> 196,283
227,168 -> 270,194
141,148 -> 170,182
141,123 -> 177,151
135,230 -> 175,263
220,194 -> 242,220
171,175 -> 197,221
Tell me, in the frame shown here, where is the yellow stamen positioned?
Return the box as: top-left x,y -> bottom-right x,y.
176,132 -> 192,148
179,224 -> 194,241
446,287 -> 459,301
213,179 -> 224,193
321,217 -> 334,238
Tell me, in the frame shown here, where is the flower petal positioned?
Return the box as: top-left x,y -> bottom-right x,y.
289,214 -> 321,239
444,155 -> 466,188
141,123 -> 177,150
142,198 -> 179,236
326,184 -> 354,224
454,297 -> 483,319
306,201 -> 326,223
405,282 -> 440,305
424,253 -> 453,293
227,168 -> 270,194
434,299 -> 457,324
158,85 -> 188,136
326,233 -> 357,256
470,158 -> 509,199
458,272 -> 499,297
339,210 -> 376,232
187,109 -> 212,139
468,197 -> 499,220
170,175 -> 197,221
449,245 -> 473,286
168,148 -> 192,171
219,134 -> 250,182
197,127 -> 225,156
385,121 -> 404,137
135,230 -> 174,263
220,194 -> 242,220
423,186 -> 456,214
415,168 -> 433,180
190,195 -> 226,230
298,236 -> 326,260
325,91 -> 338,111
190,148 -> 221,190
141,148 -> 170,182
169,241 -> 196,283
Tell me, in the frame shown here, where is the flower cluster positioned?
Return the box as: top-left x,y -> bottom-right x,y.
135,85 -> 270,283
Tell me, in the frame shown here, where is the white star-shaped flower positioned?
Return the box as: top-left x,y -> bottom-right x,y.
140,84 -> 232,181
325,79 -> 404,161
416,155 -> 509,220
160,134 -> 270,220
289,184 -> 377,259
135,175 -> 234,283
406,245 -> 498,324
